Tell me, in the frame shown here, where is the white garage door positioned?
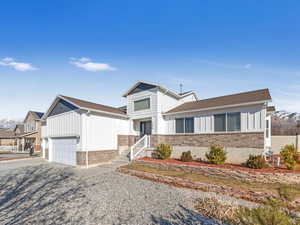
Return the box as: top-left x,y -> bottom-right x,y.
52,138 -> 77,166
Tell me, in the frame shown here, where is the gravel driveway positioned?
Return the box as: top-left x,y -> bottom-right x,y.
0,161 -> 238,225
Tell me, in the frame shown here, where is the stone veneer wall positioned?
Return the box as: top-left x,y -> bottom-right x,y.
77,150 -> 119,167
117,135 -> 139,151
45,148 -> 49,160
147,132 -> 265,164
150,132 -> 264,148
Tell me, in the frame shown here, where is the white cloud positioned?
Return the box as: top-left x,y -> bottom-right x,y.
244,64 -> 252,69
0,57 -> 37,71
70,57 -> 116,72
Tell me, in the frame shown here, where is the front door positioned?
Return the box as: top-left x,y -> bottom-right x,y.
140,121 -> 152,137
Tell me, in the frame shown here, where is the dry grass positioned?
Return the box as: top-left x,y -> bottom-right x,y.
123,163 -> 300,201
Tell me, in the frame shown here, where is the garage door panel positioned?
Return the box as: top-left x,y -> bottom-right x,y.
52,138 -> 77,166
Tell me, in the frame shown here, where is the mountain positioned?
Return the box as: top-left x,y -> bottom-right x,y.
272,111 -> 300,135
273,110 -> 300,122
0,119 -> 22,129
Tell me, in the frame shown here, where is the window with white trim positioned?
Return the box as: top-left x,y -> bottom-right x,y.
176,117 -> 194,133
134,98 -> 150,111
214,112 -> 241,132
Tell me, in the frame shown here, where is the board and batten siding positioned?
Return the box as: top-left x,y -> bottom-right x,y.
126,88 -> 158,118
47,110 -> 81,137
82,112 -> 129,151
164,105 -> 266,134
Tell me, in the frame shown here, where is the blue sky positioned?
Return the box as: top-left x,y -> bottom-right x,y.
1,0 -> 300,118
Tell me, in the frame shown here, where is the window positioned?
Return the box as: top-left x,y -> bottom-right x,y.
176,117 -> 194,133
185,117 -> 194,133
266,120 -> 269,138
214,114 -> 226,132
227,112 -> 241,131
176,118 -> 184,133
214,112 -> 241,132
134,98 -> 150,111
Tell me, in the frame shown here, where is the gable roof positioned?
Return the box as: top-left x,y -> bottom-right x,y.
13,124 -> 24,134
122,81 -> 198,100
165,88 -> 272,114
60,95 -> 127,116
43,95 -> 128,119
23,111 -> 44,123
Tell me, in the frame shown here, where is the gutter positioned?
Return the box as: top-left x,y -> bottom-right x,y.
163,100 -> 271,116
80,107 -> 129,119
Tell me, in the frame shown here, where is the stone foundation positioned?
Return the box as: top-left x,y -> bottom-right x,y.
150,132 -> 264,148
117,135 -> 139,151
77,150 -> 119,167
45,148 -> 49,160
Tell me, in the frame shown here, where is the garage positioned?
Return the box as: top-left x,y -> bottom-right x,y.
51,138 -> 77,166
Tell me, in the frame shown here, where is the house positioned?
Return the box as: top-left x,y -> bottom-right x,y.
41,81 -> 273,167
14,111 -> 44,151
0,128 -> 16,150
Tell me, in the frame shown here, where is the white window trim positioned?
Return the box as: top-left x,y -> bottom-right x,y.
213,112 -> 241,133
175,117 -> 194,134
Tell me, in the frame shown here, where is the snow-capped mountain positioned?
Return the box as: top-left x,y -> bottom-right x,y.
0,119 -> 22,129
274,110 -> 300,122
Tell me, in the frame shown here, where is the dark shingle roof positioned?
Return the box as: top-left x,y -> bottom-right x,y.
60,95 -> 127,116
29,111 -> 44,119
166,89 -> 272,114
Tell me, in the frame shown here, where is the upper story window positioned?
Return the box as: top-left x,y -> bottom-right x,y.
214,112 -> 241,132
176,117 -> 194,133
25,121 -> 36,133
134,98 -> 150,111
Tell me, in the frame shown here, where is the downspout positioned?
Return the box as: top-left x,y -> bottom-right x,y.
85,110 -> 91,169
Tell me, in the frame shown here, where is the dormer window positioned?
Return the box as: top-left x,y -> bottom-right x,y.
134,98 -> 150,111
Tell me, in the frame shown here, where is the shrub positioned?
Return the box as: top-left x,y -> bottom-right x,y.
246,154 -> 269,169
236,198 -> 300,225
280,144 -> 299,170
196,196 -> 300,225
205,145 -> 227,164
278,184 -> 300,202
155,144 -> 172,160
180,151 -> 193,162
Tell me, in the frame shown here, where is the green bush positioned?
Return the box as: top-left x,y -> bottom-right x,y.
246,154 -> 269,169
278,184 -> 300,202
155,144 -> 172,160
236,198 -> 300,225
180,151 -> 193,162
205,145 -> 227,165
280,144 -> 299,170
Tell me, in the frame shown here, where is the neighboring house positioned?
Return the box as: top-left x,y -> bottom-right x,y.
41,81 -> 273,167
14,111 -> 44,151
0,128 -> 16,149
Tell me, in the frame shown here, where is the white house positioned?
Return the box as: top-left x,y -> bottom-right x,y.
41,81 -> 273,167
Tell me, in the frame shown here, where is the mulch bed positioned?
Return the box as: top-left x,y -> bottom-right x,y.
138,157 -> 300,174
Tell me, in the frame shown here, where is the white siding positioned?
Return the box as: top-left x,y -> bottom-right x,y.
41,125 -> 47,138
47,110 -> 81,137
83,112 -> 129,151
165,105 -> 265,134
126,88 -> 158,118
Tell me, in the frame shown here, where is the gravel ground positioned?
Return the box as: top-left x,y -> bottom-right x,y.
0,161 -> 254,225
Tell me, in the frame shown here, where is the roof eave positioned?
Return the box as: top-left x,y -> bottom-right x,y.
163,99 -> 271,116
80,107 -> 129,119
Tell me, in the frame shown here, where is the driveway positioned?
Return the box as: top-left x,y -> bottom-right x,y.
0,160 -> 223,225
0,158 -> 47,172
